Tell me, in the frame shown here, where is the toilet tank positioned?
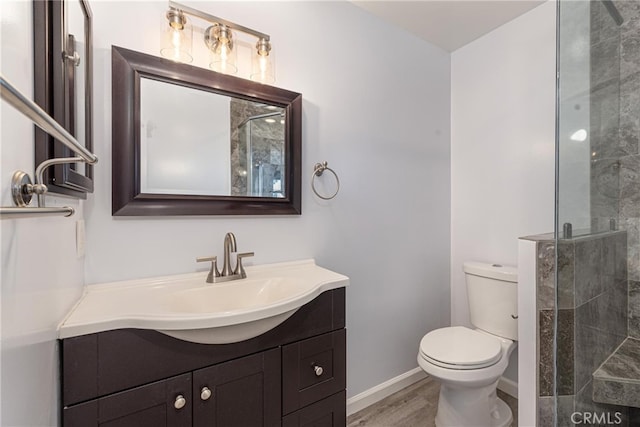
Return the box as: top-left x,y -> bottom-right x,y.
464,261 -> 518,341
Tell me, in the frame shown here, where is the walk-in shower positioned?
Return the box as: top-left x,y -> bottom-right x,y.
555,0 -> 639,424
237,111 -> 285,197
229,98 -> 286,197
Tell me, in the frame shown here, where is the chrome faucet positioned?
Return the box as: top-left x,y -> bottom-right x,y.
196,232 -> 254,283
221,232 -> 237,276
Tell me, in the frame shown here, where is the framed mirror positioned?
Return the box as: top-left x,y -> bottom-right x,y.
111,46 -> 301,216
33,0 -> 94,197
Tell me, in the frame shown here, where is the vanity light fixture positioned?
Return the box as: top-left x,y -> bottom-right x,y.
160,9 -> 193,63
205,24 -> 237,74
252,38 -> 275,84
161,1 -> 275,84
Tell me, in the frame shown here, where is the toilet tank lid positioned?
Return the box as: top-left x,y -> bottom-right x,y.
463,262 -> 517,282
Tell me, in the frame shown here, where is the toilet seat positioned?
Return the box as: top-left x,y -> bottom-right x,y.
419,326 -> 502,370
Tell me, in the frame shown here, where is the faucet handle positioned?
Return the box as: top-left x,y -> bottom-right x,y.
196,256 -> 220,283
234,252 -> 254,278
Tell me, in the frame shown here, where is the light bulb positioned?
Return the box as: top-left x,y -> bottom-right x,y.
206,24 -> 238,74
570,129 -> 588,142
251,39 -> 275,84
160,10 -> 192,63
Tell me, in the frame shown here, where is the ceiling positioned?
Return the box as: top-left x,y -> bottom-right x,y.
352,1 -> 546,52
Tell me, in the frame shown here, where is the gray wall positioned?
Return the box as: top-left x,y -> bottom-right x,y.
450,2 -> 557,386
84,1 -> 452,399
0,2 -> 452,424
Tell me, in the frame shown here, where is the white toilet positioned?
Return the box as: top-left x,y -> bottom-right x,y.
417,261 -> 518,427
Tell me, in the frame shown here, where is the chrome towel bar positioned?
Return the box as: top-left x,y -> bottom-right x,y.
0,206 -> 75,219
0,75 -> 97,164
0,75 -> 98,219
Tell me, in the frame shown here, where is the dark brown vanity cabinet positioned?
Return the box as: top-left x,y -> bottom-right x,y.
192,349 -> 281,426
63,373 -> 194,427
61,289 -> 346,427
282,330 -> 346,416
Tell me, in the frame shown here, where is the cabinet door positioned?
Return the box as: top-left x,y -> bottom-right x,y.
193,348 -> 281,427
282,391 -> 346,427
63,373 -> 192,427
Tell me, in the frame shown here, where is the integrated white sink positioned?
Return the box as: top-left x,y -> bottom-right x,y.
58,259 -> 349,344
164,277 -> 306,313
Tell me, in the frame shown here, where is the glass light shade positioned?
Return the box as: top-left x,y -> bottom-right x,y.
209,40 -> 238,75
250,50 -> 275,84
160,14 -> 193,63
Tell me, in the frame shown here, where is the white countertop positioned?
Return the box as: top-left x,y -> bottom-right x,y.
59,259 -> 349,343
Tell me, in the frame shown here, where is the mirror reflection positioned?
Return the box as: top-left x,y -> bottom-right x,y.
68,0 -> 87,175
140,77 -> 286,198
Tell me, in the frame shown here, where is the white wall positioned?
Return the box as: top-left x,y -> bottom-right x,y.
450,1 -> 556,382
0,2 -> 86,425
85,1 -> 451,398
140,79 -> 231,195
517,238 -> 538,427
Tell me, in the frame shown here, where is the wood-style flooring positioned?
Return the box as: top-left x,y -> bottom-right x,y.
347,377 -> 519,427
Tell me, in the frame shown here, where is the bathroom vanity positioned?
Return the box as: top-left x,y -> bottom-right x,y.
58,260 -> 348,427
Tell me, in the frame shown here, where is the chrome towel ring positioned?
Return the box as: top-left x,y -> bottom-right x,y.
311,161 -> 340,200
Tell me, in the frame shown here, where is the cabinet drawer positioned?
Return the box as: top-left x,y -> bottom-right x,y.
282,329 -> 346,415
63,373 -> 192,427
282,391 -> 346,427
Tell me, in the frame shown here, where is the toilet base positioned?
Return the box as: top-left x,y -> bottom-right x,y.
492,398 -> 513,427
434,380 -> 513,427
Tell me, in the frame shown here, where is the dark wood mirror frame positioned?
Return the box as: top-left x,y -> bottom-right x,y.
111,46 -> 302,216
33,0 -> 94,197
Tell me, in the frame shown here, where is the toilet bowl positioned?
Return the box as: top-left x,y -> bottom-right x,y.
418,326 -> 516,426
417,262 -> 518,427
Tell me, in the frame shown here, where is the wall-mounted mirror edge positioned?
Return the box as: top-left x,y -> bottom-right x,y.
111,45 -> 302,216
34,0 -> 95,198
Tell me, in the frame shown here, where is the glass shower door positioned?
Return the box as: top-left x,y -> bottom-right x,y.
555,0 -> 639,425
242,115 -> 286,198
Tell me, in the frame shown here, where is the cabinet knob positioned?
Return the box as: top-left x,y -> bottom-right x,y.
200,387 -> 212,401
314,365 -> 324,377
174,395 -> 186,410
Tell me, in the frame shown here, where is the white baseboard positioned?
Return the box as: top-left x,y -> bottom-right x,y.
346,367 -> 427,416
498,376 -> 518,399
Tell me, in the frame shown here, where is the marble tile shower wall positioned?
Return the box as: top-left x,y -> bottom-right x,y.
229,100 -> 285,196
617,0 -> 640,340
533,232 -> 629,425
589,1 -> 640,338
533,4 -> 639,423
